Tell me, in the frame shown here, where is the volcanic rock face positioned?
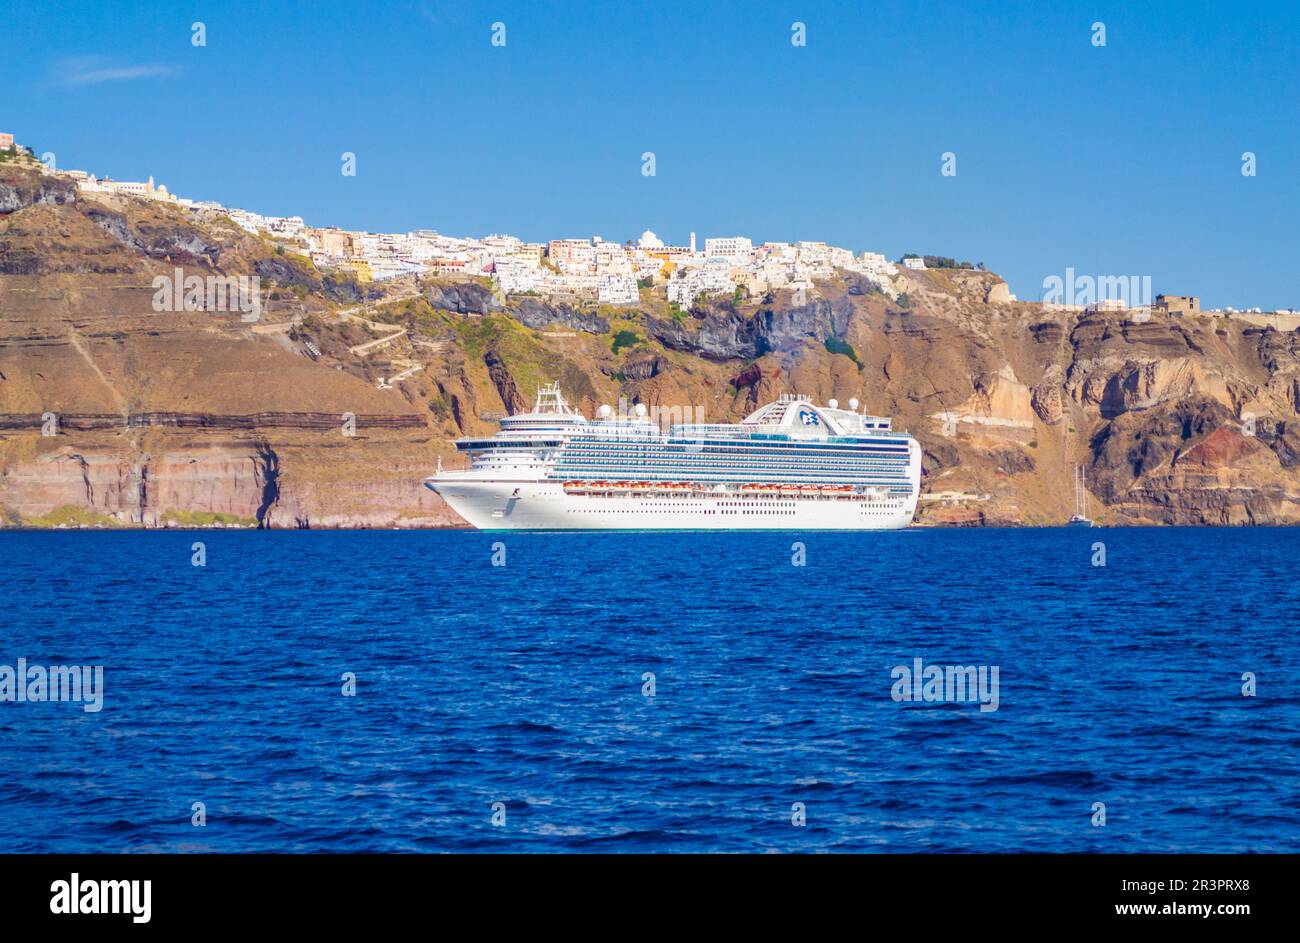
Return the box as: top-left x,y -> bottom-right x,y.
620,349 -> 667,381
255,256 -> 371,304
645,296 -> 854,361
0,172 -> 76,214
1101,426 -> 1290,525
2,164 -> 1299,527
510,297 -> 608,334
484,347 -> 528,414
0,439 -> 456,528
1079,357 -> 1232,420
985,281 -> 1013,305
426,281 -> 500,316
84,206 -> 222,267
1031,365 -> 1065,424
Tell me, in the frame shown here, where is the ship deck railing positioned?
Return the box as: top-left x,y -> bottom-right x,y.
582,424 -> 912,443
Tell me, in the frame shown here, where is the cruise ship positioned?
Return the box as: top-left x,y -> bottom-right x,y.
424,384 -> 921,530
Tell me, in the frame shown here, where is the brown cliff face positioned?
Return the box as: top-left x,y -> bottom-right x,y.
0,431 -> 460,528
1098,426 -> 1294,526
3,164 -> 1299,527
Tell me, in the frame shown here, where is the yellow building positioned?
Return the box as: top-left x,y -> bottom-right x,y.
343,259 -> 373,283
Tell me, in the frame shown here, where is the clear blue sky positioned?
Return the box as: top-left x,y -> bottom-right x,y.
4,0 -> 1297,309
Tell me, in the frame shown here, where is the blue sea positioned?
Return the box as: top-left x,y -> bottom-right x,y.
1,528 -> 1297,853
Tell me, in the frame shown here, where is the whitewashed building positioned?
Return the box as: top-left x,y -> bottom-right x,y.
597,274 -> 639,305
667,260 -> 734,306
704,236 -> 753,262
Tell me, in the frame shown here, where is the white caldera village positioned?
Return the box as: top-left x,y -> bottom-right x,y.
424,384 -> 922,530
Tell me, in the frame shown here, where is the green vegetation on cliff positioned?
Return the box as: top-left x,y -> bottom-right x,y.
824,335 -> 861,367
161,509 -> 257,528
611,329 -> 641,354
13,505 -> 125,529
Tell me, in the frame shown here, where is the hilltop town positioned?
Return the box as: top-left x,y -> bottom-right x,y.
8,129 -> 1299,325
1,131 -> 907,306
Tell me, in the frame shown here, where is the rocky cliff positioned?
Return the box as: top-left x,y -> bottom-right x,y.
3,164 -> 1298,527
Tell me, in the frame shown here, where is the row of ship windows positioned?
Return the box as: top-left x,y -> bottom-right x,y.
471,440 -> 911,454
576,497 -> 906,505
564,438 -> 909,450
561,450 -> 915,460
558,455 -> 909,467
569,490 -> 914,498
556,475 -> 908,484
568,508 -> 796,516
557,449 -> 907,460
554,464 -> 908,475
708,500 -> 899,507
555,456 -> 908,467
563,507 -> 900,516
560,446 -> 910,459
638,501 -> 796,507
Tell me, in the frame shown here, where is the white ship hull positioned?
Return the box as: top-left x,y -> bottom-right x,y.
429,386 -> 922,531
432,476 -> 917,530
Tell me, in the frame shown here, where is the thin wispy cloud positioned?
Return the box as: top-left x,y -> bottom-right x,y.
53,56 -> 175,88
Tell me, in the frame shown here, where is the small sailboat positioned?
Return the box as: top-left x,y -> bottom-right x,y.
1068,464 -> 1095,527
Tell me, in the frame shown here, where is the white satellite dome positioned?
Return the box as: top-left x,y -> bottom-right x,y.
849,397 -> 860,410
597,404 -> 613,418
633,402 -> 648,417
827,398 -> 839,409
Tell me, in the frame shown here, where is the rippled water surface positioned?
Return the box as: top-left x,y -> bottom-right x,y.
1,528 -> 1297,852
